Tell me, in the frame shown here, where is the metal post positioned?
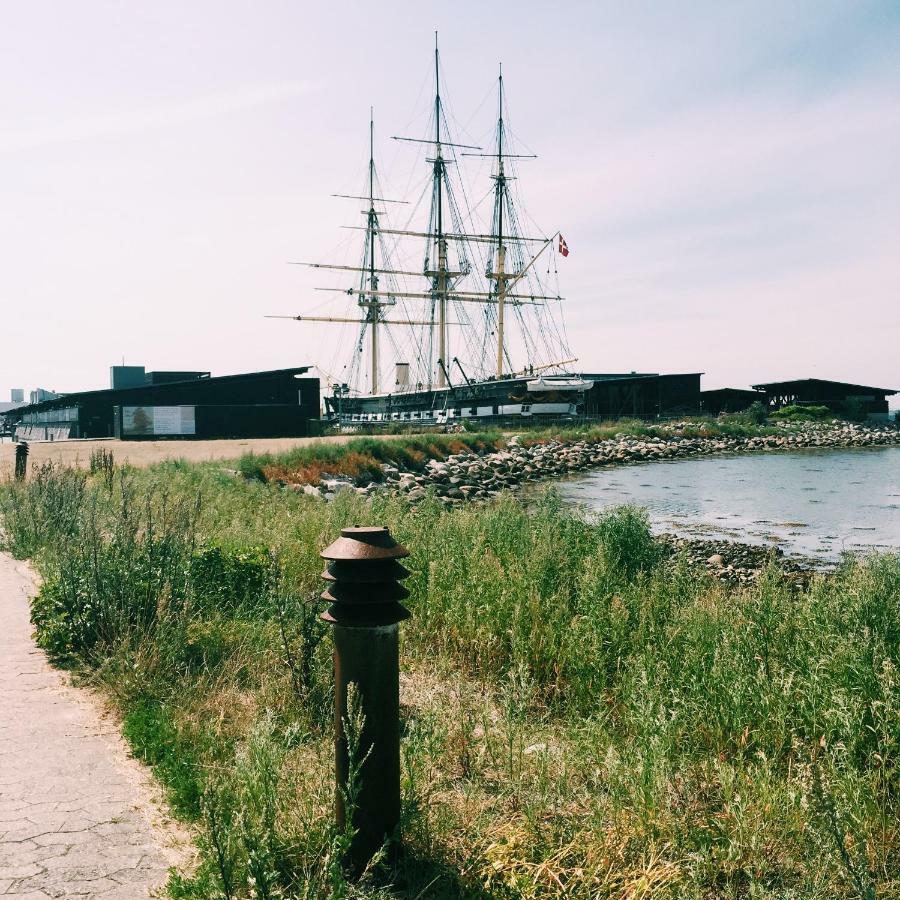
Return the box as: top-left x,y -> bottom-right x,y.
14,441 -> 29,481
319,526 -> 411,875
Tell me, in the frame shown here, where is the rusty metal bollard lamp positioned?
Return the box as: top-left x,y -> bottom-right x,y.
319,526 -> 411,874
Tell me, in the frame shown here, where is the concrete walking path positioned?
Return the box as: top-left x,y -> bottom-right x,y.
0,552 -> 189,898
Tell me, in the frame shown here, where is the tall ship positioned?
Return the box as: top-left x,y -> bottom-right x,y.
271,38 -> 590,426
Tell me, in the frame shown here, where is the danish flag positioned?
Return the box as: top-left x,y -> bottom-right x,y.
558,234 -> 569,257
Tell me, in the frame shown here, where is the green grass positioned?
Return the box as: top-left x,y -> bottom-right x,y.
123,698 -> 206,819
1,461 -> 898,898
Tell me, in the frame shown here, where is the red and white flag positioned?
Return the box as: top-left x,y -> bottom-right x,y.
558,234 -> 569,257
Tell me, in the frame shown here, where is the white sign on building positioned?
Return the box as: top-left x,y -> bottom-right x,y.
122,406 -> 196,436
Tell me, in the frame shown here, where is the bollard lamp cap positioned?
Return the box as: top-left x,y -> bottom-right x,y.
321,526 -> 410,562
319,525 -> 412,627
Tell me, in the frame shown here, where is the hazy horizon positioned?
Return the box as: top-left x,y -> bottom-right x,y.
2,1 -> 898,399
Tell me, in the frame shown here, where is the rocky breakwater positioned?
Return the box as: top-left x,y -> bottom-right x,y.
313,420 -> 898,503
292,420 -> 898,583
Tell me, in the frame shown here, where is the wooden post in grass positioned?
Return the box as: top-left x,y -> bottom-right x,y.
319,526 -> 411,875
14,441 -> 29,480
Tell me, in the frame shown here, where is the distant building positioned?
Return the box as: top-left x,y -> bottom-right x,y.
110,366 -> 210,389
29,388 -> 59,404
582,373 -> 702,419
10,389 -> 24,403
109,366 -> 148,390
700,388 -> 765,416
8,367 -> 320,441
751,378 -> 898,421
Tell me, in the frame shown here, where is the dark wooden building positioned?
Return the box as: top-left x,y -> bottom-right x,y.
10,367 -> 320,440
700,388 -> 765,416
582,373 -> 702,419
751,378 -> 897,420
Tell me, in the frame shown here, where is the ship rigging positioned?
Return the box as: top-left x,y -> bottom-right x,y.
269,36 -> 585,425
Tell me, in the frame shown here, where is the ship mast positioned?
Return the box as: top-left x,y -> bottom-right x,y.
431,34 -> 449,387
465,69 -> 563,379
392,34 -> 479,389
365,110 -> 381,393
273,114 -> 433,397
493,66 -> 508,377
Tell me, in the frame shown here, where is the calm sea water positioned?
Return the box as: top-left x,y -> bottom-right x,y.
545,446 -> 900,562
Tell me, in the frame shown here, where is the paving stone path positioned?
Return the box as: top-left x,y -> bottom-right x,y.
0,553 -> 188,898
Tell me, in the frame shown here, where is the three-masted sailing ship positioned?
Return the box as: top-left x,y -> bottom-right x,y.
270,38 -> 589,426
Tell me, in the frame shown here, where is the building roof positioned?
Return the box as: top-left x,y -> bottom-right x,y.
10,367 -> 314,414
701,388 -> 764,396
751,378 -> 897,396
582,372 -> 703,383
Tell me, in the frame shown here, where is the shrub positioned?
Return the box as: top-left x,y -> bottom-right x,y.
190,544 -> 273,616
770,404 -> 832,421
593,504 -> 664,579
745,400 -> 768,424
841,397 -> 870,422
25,469 -> 199,659
89,446 -> 115,484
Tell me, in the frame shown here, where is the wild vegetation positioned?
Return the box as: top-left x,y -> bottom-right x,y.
238,418 -> 783,486
769,405 -> 834,423
1,460 -> 898,898
238,432 -> 504,484
512,416 -> 780,446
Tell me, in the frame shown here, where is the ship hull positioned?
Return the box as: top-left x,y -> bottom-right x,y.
325,374 -> 584,426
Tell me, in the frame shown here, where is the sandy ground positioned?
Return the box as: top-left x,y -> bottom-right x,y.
0,552 -> 193,897
0,434 -> 409,479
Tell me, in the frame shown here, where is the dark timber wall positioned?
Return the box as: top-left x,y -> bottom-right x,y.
700,389 -> 765,415
11,368 -> 320,440
583,374 -> 701,419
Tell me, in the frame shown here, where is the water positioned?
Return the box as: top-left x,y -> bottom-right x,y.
546,446 -> 900,562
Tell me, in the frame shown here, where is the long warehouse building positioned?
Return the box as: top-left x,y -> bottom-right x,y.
9,367 -> 320,440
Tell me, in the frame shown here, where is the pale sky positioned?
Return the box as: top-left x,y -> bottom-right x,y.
1,0 -> 898,399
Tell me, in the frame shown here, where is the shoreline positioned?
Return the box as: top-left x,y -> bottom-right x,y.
296,420 -> 898,503
285,421 -> 898,582
658,533 -> 823,586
